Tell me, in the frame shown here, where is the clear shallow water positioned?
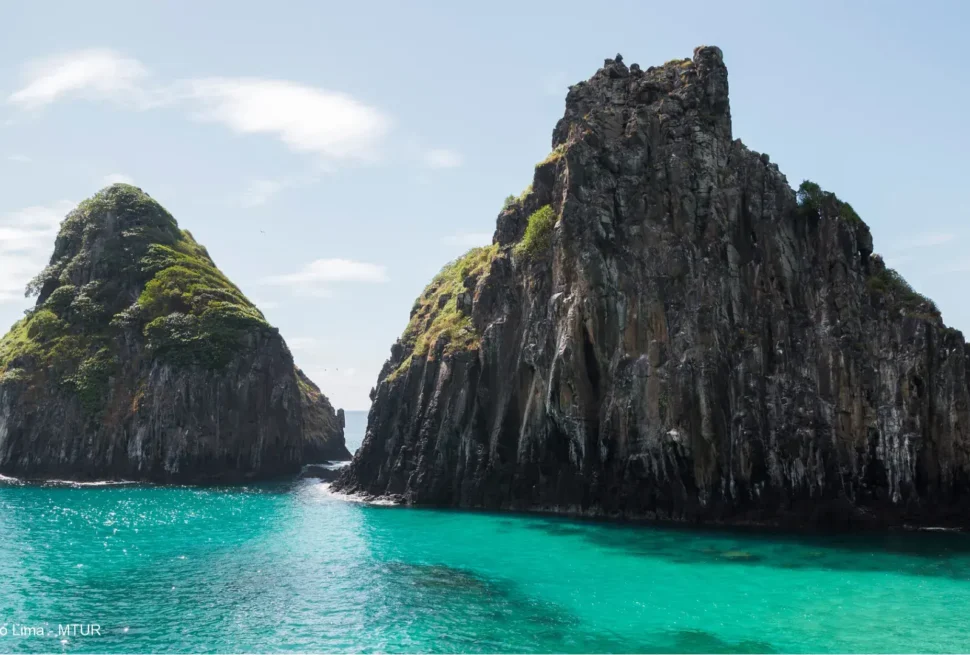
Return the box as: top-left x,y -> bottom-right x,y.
1,482 -> 970,654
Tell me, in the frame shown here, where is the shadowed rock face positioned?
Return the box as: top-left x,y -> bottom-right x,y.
0,184 -> 349,482
336,47 -> 970,528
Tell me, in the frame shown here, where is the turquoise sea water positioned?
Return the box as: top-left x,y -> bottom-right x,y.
1,413 -> 969,653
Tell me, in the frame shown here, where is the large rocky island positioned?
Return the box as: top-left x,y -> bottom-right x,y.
335,46 -> 970,528
0,184 -> 349,482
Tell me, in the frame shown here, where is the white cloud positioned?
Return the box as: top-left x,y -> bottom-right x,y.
7,154 -> 32,163
0,201 -> 74,302
264,258 -> 388,296
239,179 -> 285,208
270,259 -> 388,284
9,49 -> 149,109
236,169 -> 327,208
0,203 -> 73,250
9,49 -> 392,164
184,78 -> 390,161
0,256 -> 42,302
102,173 -> 134,186
442,232 -> 492,247
424,148 -> 463,169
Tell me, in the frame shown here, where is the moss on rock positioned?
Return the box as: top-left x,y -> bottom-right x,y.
0,319 -> 40,371
867,255 -> 940,320
513,205 -> 557,259
388,244 -> 502,380
0,183 -> 272,415
536,144 -> 566,168
794,182 -> 934,320
385,205 -> 557,384
135,232 -> 269,368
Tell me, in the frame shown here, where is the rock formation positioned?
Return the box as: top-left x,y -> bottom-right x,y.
335,46 -> 970,528
0,184 -> 349,482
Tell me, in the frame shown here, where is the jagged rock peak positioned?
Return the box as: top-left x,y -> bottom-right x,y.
336,47 -> 969,529
554,45 -> 729,151
32,184 -> 178,301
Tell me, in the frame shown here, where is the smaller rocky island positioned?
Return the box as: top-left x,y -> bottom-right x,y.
0,184 -> 349,482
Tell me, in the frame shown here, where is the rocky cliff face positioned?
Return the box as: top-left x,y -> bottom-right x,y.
0,184 -> 349,482
336,47 -> 970,528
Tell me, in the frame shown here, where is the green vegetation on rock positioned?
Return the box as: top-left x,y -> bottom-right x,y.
26,185 -> 182,299
536,144 -> 566,168
0,183 -> 272,413
388,244 -> 502,381
867,255 -> 940,320
513,205 -> 557,259
793,181 -> 937,320
0,367 -> 27,386
65,347 -> 120,414
502,184 -> 533,212
135,231 -> 269,368
0,319 -> 40,373
796,180 -> 862,225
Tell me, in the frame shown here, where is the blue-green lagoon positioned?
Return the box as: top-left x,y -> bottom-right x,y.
1,413 -> 968,653
3,481 -> 970,653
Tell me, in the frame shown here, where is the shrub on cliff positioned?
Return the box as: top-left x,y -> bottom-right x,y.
135,234 -> 269,367
796,180 -> 862,225
536,145 -> 566,167
513,205 -> 556,259
867,255 -> 939,319
502,185 -> 534,212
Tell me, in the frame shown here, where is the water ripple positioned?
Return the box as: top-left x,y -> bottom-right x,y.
1,481 -> 969,652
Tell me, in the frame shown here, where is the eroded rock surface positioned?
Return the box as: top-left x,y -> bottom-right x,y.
0,184 -> 349,482
336,47 -> 970,528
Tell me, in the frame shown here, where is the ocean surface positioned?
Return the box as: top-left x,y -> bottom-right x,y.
1,413 -> 969,653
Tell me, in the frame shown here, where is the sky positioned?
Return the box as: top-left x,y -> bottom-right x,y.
1,0 -> 969,410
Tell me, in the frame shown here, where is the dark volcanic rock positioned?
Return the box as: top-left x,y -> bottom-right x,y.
0,184 -> 349,482
335,46 -> 970,528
